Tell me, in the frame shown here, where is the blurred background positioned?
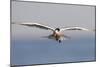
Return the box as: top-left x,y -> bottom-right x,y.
11,1 -> 96,66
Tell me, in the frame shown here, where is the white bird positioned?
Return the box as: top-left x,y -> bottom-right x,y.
12,22 -> 94,43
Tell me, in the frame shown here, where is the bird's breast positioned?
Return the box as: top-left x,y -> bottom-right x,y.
53,31 -> 63,36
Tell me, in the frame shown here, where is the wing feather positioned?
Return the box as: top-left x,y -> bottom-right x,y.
13,22 -> 55,31
60,27 -> 92,31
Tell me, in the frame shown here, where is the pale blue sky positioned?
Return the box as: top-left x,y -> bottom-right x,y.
11,1 -> 95,38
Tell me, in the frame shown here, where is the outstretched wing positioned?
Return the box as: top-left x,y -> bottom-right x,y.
12,22 -> 55,31
60,27 -> 94,31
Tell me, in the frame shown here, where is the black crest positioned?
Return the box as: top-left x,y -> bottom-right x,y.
55,28 -> 60,31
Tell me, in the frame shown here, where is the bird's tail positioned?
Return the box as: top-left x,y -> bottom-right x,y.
41,35 -> 55,39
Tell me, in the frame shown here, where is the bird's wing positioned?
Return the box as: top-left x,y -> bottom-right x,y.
60,27 -> 94,31
12,22 -> 55,31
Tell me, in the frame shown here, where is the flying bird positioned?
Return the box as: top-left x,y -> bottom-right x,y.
12,22 -> 94,43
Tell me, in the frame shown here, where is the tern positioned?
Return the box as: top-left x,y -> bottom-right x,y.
13,22 -> 94,43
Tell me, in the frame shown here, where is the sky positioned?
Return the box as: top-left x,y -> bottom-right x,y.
11,1 -> 96,66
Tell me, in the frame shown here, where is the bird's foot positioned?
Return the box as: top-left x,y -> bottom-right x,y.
58,40 -> 61,43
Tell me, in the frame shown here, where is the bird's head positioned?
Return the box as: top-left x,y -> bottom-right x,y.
55,28 -> 60,31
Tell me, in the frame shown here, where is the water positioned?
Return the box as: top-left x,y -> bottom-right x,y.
10,36 -> 96,66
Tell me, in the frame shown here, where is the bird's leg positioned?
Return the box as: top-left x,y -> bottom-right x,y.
58,40 -> 61,43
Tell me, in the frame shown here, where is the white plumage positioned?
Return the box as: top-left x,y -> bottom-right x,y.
13,22 -> 95,43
